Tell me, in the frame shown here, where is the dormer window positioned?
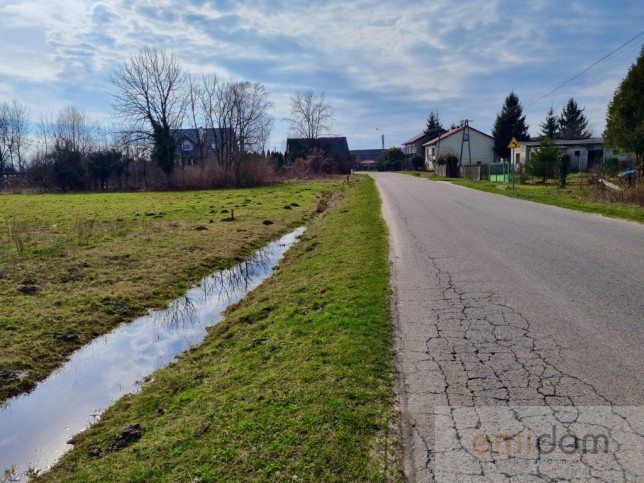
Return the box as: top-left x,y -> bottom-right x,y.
183,142 -> 193,152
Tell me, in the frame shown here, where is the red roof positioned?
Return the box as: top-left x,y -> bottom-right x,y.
423,126 -> 494,146
402,132 -> 426,145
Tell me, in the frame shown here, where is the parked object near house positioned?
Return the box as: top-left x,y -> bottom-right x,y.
517,138 -> 632,172
618,169 -> 638,185
423,125 -> 495,171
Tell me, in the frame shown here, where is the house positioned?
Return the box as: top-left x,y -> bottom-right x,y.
286,137 -> 351,173
517,138 -> 633,172
171,128 -> 232,165
402,133 -> 427,157
423,125 -> 495,172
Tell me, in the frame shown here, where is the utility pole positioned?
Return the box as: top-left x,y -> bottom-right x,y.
376,128 -> 385,151
459,119 -> 473,169
376,128 -> 385,170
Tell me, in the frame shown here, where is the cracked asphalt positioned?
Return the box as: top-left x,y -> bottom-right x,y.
371,173 -> 644,482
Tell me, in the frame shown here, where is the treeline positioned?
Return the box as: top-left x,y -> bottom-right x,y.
1,47 -> 343,192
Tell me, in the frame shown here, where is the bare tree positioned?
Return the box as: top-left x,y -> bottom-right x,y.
198,76 -> 273,169
0,103 -> 11,177
52,105 -> 98,154
111,47 -> 186,174
0,99 -> 30,177
231,81 -> 273,154
184,74 -> 209,166
284,90 -> 334,140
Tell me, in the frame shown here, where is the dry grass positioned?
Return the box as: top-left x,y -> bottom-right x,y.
588,179 -> 644,207
0,183 -> 340,402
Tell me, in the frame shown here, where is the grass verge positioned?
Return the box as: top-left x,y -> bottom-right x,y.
38,177 -> 400,482
401,171 -> 643,223
0,183 -> 337,402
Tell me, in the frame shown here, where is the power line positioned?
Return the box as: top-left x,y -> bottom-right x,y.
523,29 -> 644,109
488,29 -> 644,127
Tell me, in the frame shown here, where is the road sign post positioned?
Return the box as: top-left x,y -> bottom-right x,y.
507,138 -> 521,190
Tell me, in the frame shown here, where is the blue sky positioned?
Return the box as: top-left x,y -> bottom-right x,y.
1,0 -> 643,151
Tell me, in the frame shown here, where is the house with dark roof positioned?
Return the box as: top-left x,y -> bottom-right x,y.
286,137 -> 351,173
423,125 -> 495,172
171,128 -> 233,165
402,133 -> 426,157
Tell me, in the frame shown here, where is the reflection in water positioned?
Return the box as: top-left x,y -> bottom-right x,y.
0,227 -> 305,478
155,252 -> 273,331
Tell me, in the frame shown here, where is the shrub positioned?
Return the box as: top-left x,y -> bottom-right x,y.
605,156 -> 619,177
558,154 -> 571,188
411,154 -> 425,170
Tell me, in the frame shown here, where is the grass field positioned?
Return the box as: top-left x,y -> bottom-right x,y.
402,171 -> 643,223
35,176 -> 399,481
0,182 -> 339,402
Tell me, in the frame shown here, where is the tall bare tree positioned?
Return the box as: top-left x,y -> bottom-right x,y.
111,47 -> 186,174
230,81 -> 273,154
284,90 -> 334,140
184,74 -> 209,166
0,103 -> 11,176
197,75 -> 273,169
0,99 -> 30,176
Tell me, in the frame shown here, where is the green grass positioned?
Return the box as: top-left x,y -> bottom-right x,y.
0,183 -> 338,402
38,177 -> 400,482
400,171 -> 643,223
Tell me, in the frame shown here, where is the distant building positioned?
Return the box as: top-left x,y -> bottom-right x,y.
350,149 -> 385,162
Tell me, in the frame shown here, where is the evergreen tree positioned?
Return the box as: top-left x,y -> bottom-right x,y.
539,107 -> 559,139
492,91 -> 530,160
530,137 -> 561,183
424,111 -> 445,142
558,98 -> 591,139
604,46 -> 644,170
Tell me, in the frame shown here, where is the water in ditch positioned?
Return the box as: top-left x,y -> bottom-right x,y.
0,227 -> 305,478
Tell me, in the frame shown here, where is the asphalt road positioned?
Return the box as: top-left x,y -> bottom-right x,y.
371,173 -> 644,482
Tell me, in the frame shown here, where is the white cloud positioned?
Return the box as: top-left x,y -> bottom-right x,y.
0,0 -> 642,148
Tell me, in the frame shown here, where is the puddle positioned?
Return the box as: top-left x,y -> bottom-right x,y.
0,227 -> 305,478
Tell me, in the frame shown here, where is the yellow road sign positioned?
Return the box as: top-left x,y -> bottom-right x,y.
507,137 -> 520,149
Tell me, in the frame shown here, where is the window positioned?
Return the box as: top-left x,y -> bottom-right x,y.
515,153 -> 520,163
182,142 -> 193,152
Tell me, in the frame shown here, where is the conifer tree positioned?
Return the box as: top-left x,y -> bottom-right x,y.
558,98 -> 591,139
424,111 -> 445,142
492,91 -> 530,160
539,107 -> 559,139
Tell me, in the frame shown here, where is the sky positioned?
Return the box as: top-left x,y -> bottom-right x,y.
1,0 -> 643,152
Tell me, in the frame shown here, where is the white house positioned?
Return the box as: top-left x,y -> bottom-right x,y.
423,125 -> 495,171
